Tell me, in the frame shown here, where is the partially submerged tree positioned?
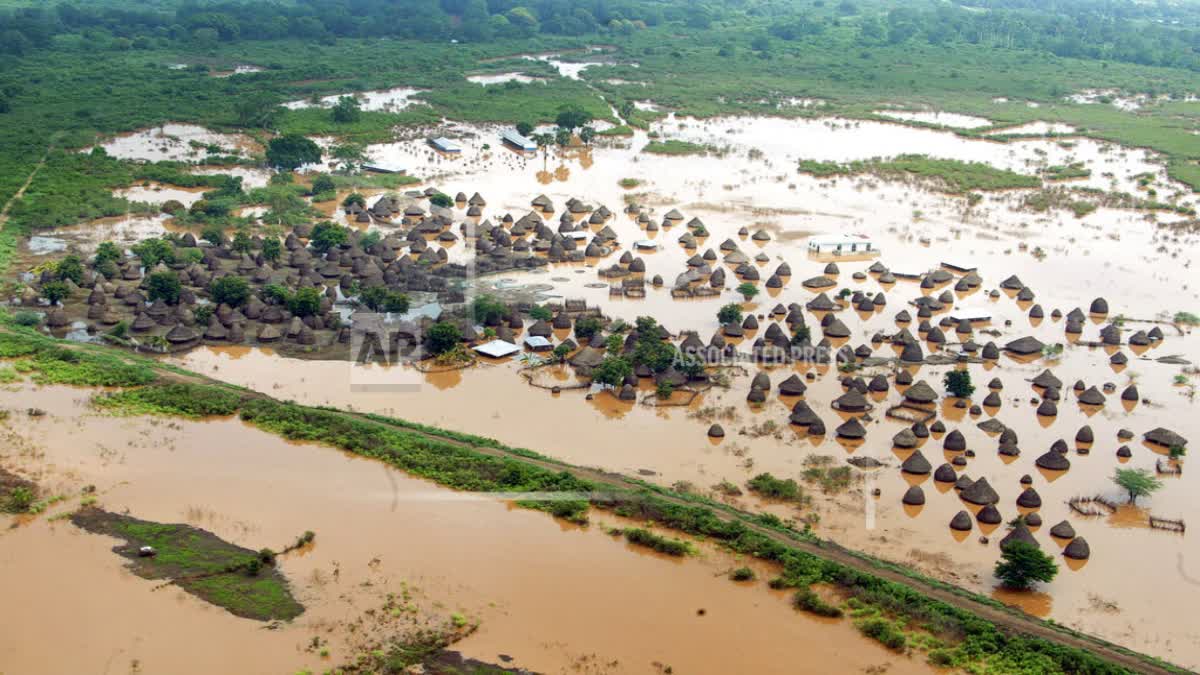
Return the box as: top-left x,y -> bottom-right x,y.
1112,468 -> 1162,504
994,541 -> 1058,590
943,370 -> 975,398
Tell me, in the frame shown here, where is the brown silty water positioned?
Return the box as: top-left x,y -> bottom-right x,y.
0,384 -> 928,675
148,114 -> 1199,666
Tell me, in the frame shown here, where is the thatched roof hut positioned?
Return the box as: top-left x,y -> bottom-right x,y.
1004,336 -> 1044,355
961,477 -> 999,505
934,463 -> 957,483
901,450 -> 931,475
832,389 -> 869,412
904,380 -> 938,404
893,428 -> 917,448
1035,450 -> 1070,471
778,374 -> 806,396
1000,523 -> 1038,550
789,401 -> 820,426
836,418 -> 866,439
1050,520 -> 1076,539
943,429 -> 966,451
708,424 -> 724,438
1016,487 -> 1041,508
902,485 -> 925,506
950,511 -> 973,531
977,505 -> 1002,524
1144,427 -> 1186,448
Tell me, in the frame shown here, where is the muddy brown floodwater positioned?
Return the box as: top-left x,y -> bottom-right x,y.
158,112 -> 1200,667
0,384 -> 931,675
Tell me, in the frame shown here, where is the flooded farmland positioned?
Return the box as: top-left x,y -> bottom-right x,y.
17,108 -> 1200,669
0,384 -> 926,675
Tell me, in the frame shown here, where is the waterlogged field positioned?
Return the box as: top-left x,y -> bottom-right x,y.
0,384 -> 925,675
129,111 -> 1200,666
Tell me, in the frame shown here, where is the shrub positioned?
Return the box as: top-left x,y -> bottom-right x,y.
11,311 -> 41,327
857,616 -> 906,650
287,287 -> 322,317
943,370 -> 974,398
209,276 -> 251,307
41,281 -> 70,305
793,587 -> 843,617
623,527 -> 690,556
747,472 -> 803,501
426,322 -> 462,355
717,303 -> 743,325
736,282 -> 759,301
145,271 -> 181,304
730,566 -> 755,581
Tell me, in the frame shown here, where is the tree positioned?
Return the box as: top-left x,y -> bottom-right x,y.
994,541 -> 1058,590
516,121 -> 534,137
579,125 -> 596,144
231,231 -> 254,255
234,94 -> 281,129
332,95 -> 361,124
56,254 -> 83,284
146,271 -> 181,304
529,305 -> 553,321
717,303 -> 743,325
553,343 -> 572,362
427,322 -> 462,355
41,280 -> 69,305
554,127 -> 572,146
471,295 -> 508,324
736,282 -> 759,301
309,222 -> 348,253
200,223 -> 225,247
209,276 -> 251,307
592,356 -> 632,388
1112,468 -> 1162,504
310,174 -> 335,196
260,237 -> 282,263
342,192 -> 367,210
288,287 -> 322,317
331,143 -> 367,173
575,316 -> 602,340
359,286 -> 410,313
943,370 -> 975,398
266,134 -> 322,170
429,192 -> 453,208
555,104 -> 592,131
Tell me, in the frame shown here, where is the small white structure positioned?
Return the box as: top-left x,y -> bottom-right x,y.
429,137 -> 462,153
363,160 -> 406,174
474,339 -> 520,358
634,239 -> 659,250
949,310 -> 992,324
807,234 -> 876,256
563,231 -> 589,241
523,335 -> 553,351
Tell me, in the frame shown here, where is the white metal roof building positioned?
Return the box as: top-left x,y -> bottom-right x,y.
429,137 -> 462,153
807,234 -> 877,255
473,339 -> 520,358
501,129 -> 537,151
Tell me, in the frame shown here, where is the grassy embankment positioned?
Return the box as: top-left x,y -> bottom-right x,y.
0,323 -> 1166,673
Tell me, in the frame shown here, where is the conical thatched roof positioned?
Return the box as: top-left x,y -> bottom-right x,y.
1078,386 -> 1106,406
1032,369 -> 1062,389
933,463 -> 957,483
1036,399 -> 1058,417
943,429 -> 966,451
977,504 -> 1002,524
778,374 -> 806,396
999,523 -> 1039,550
165,323 -> 199,344
833,389 -> 869,412
1144,427 -> 1187,448
789,401 -> 819,426
950,511 -> 973,531
1050,520 -> 1076,539
904,380 -> 938,404
1016,487 -> 1041,508
1063,537 -> 1090,559
893,428 -> 917,448
1035,450 -> 1070,471
708,424 -> 725,438
961,477 -> 999,505
902,485 -> 925,506
901,450 -> 931,475
1004,336 -> 1045,355
836,417 -> 866,439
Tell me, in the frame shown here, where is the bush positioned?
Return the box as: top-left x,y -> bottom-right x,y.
11,311 -> 41,327
145,271 -> 181,304
309,221 -> 348,253
574,316 -> 602,340
943,370 -> 974,398
426,322 -> 462,355
655,381 -> 674,399
747,472 -> 803,501
41,280 -> 70,305
857,616 -> 906,650
5,486 -> 35,513
793,587 -> 843,617
287,287 -> 321,317
730,566 -> 756,581
209,276 -> 251,307
623,527 -> 690,556
717,303 -> 743,325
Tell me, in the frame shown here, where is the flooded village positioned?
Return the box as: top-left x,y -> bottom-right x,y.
2,8 -> 1200,674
